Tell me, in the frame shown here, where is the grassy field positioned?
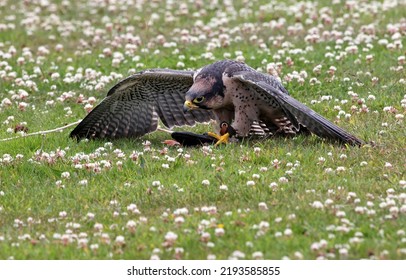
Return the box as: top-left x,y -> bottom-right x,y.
0,0 -> 405,260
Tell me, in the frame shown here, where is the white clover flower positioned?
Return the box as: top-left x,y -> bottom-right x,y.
86,212 -> 95,220
312,201 -> 324,209
126,203 -> 138,212
319,239 -> 328,249
313,64 -> 322,74
246,180 -> 255,186
395,114 -> 404,120
290,251 -> 302,260
171,208 -> 188,217
78,179 -> 87,186
215,228 -> 225,237
336,211 -> 346,218
109,200 -> 118,206
18,102 -> 29,112
390,206 -> 399,216
367,208 -> 376,216
176,61 -> 185,68
165,231 -> 178,242
274,232 -> 282,238
284,228 -> 293,237
59,211 -> 67,218
336,166 -> 346,172
219,184 -> 228,191
94,223 -> 103,231
53,233 -> 62,240
269,182 -> 278,189
367,201 -> 374,207
259,221 -> 270,231
200,232 -> 211,243
151,181 -> 161,187
258,202 -> 268,211
202,179 -> 210,186
231,250 -> 245,259
285,170 -> 293,175
310,242 -> 320,251
174,216 -> 185,225
149,254 -> 160,260
166,156 -> 175,162
274,217 -> 283,223
339,248 -> 348,258
78,238 -> 88,248
252,251 -> 264,260
51,72 -> 60,80
347,192 -> 357,201
115,235 -> 125,245
126,220 -> 137,233
355,206 -> 366,214
325,199 -> 334,206
89,244 -> 99,251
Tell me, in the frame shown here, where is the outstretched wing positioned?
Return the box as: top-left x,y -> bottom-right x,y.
70,69 -> 215,140
230,70 -> 363,146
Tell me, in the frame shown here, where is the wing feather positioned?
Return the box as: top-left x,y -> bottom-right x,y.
188,108 -> 215,124
156,88 -> 188,127
70,69 -> 214,140
231,71 -> 363,146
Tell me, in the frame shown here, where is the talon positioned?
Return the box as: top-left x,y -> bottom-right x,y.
208,132 -> 230,146
205,122 -> 236,146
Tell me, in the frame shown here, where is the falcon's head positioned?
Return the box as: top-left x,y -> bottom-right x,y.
183,62 -> 226,112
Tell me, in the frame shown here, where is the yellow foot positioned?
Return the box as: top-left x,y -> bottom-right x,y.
208,132 -> 230,147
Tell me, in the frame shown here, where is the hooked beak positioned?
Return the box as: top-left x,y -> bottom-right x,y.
183,100 -> 199,113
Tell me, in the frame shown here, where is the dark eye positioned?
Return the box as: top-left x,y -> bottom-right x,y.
194,96 -> 205,103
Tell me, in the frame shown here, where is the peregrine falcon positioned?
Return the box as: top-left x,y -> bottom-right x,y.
70,59 -> 363,146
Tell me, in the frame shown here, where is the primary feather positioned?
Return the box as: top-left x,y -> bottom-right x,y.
70,69 -> 214,139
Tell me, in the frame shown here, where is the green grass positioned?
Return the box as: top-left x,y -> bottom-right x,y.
0,0 -> 405,260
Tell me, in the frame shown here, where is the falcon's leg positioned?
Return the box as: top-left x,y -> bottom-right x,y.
206,109 -> 234,146
207,121 -> 237,146
209,107 -> 257,145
